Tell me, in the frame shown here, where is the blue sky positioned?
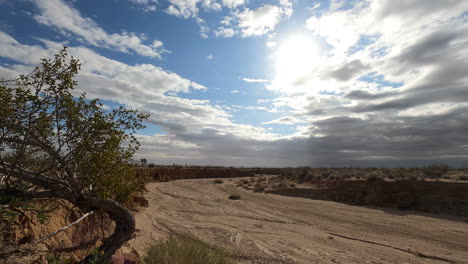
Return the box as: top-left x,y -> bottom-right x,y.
1,0 -> 468,167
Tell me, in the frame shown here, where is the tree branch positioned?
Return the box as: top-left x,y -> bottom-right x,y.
31,211 -> 95,246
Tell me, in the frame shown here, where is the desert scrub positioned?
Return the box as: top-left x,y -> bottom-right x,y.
143,236 -> 235,264
458,175 -> 468,181
422,164 -> 449,179
366,171 -> 384,181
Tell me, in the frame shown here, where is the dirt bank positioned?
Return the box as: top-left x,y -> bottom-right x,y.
266,179 -> 468,216
128,178 -> 468,264
0,199 -> 114,263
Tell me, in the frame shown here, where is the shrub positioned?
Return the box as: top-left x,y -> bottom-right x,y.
422,164 -> 449,178
458,175 -> 468,181
367,173 -> 384,181
214,179 -> 224,184
143,236 -> 235,264
229,194 -> 241,200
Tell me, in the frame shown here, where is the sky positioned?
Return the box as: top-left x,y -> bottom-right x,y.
0,0 -> 467,167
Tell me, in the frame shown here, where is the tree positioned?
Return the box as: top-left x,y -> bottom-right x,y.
140,158 -> 148,166
0,47 -> 148,262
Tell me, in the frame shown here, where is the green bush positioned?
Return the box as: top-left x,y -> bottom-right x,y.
143,236 -> 235,264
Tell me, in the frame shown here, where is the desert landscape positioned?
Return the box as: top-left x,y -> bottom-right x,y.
2,167 -> 468,263
2,0 -> 468,263
128,175 -> 468,264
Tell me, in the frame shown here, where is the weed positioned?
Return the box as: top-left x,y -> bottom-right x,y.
45,253 -> 72,264
143,236 -> 235,264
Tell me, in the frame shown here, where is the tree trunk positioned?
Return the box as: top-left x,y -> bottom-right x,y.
76,196 -> 135,263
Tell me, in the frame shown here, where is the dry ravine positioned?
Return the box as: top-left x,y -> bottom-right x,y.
126,177 -> 468,264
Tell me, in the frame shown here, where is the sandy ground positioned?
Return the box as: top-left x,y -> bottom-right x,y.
128,178 -> 468,264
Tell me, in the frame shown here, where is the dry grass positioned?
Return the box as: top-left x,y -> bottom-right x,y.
143,236 -> 235,264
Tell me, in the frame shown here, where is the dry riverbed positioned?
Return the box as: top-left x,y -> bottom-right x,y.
127,177 -> 468,264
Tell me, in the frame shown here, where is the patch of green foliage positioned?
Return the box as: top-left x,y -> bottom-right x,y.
143,236 -> 235,264
0,47 -> 148,202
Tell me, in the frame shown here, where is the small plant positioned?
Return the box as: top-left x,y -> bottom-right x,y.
229,194 -> 241,200
88,248 -> 105,264
214,179 -> 224,184
143,236 -> 235,264
46,253 -> 72,264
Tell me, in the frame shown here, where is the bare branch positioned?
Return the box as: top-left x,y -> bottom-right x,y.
31,211 -> 95,246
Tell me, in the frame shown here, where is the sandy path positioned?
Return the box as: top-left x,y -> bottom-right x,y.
128,178 -> 468,264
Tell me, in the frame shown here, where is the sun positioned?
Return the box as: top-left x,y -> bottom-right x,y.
274,34 -> 321,84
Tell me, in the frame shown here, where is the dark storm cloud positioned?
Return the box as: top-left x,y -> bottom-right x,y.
141,105 -> 468,167
353,84 -> 468,113
396,31 -> 459,67
374,0 -> 466,19
304,107 -> 468,166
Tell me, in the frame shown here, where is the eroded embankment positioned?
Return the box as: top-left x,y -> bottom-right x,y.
0,199 -> 114,263
267,180 -> 468,216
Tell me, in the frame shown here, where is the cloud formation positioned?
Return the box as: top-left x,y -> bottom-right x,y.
33,0 -> 166,58
1,0 -> 467,167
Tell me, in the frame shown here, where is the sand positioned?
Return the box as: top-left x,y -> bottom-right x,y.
128,178 -> 468,264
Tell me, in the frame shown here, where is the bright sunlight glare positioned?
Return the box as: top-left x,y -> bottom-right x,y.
275,34 -> 321,84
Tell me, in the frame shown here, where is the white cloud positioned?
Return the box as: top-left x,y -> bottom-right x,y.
262,116 -> 304,125
237,5 -> 282,37
221,0 -> 244,9
231,1 -> 292,37
230,90 -> 239,94
206,54 -> 213,59
128,0 -> 158,12
242,77 -> 268,83
166,0 -> 199,18
214,27 -> 235,38
166,0 -> 223,18
3,1 -> 468,167
220,16 -> 233,26
196,17 -> 210,39
33,0 -> 165,58
0,33 -> 292,166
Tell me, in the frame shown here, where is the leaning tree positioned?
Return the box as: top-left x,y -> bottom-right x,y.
0,47 -> 148,262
